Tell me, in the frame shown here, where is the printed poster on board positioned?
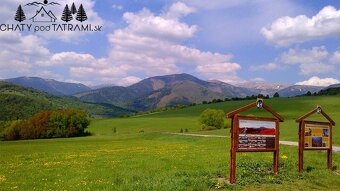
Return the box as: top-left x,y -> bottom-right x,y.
238,120 -> 276,149
304,124 -> 330,148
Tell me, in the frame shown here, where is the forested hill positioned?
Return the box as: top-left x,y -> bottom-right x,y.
318,85 -> 340,95
0,82 -> 134,121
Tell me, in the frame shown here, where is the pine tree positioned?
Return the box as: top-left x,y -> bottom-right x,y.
71,3 -> 77,14
76,4 -> 87,22
15,5 -> 26,22
61,5 -> 73,22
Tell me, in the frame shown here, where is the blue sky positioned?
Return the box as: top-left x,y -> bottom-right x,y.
0,0 -> 340,86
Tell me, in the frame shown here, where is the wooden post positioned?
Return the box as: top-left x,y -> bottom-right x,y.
229,115 -> 238,184
229,117 -> 234,184
298,121 -> 304,173
273,120 -> 279,174
328,125 -> 333,170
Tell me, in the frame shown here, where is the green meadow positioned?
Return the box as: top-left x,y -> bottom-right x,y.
1,96 -> 340,190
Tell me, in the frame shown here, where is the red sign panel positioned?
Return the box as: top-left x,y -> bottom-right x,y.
238,119 -> 277,150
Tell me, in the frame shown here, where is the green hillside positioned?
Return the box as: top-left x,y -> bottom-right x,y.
0,95 -> 339,190
318,87 -> 340,95
0,82 -> 134,120
90,96 -> 340,144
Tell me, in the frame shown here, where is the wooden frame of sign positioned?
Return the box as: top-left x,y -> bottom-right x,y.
227,101 -> 284,184
296,107 -> 336,172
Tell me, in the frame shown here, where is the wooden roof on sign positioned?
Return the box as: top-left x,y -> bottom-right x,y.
296,107 -> 336,126
226,101 -> 284,122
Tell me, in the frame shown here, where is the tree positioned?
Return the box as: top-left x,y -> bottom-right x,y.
257,94 -> 264,98
71,3 -> 77,14
61,5 -> 73,22
273,92 -> 280,98
76,4 -> 88,22
306,91 -> 312,96
199,109 -> 225,130
15,5 -> 26,22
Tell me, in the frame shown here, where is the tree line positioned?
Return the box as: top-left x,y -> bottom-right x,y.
2,109 -> 90,141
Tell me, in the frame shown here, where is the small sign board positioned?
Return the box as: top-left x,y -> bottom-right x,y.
238,119 -> 276,150
296,107 -> 336,172
226,101 -> 284,184
304,123 -> 330,149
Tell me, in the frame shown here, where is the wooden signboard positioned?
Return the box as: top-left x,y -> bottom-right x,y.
296,107 -> 335,172
227,100 -> 283,184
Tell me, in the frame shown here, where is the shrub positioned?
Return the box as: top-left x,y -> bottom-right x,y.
201,124 -> 218,130
3,109 -> 90,141
273,92 -> 280,98
199,109 -> 225,130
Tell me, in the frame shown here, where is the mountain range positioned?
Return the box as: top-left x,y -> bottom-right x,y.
276,85 -> 324,97
74,74 -> 255,111
236,82 -> 289,96
1,74 -> 334,112
3,77 -> 91,95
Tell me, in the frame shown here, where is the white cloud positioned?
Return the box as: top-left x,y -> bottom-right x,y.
280,47 -> 329,65
51,52 -> 97,67
112,4 -> 123,10
118,76 -> 142,86
296,76 -> 339,87
162,2 -> 195,19
261,6 -> 340,46
176,0 -> 303,48
122,8 -> 197,42
196,63 -> 240,74
102,3 -> 241,84
279,47 -> 335,75
330,51 -> 340,64
0,2 -> 242,86
177,0 -> 249,10
250,63 -> 279,71
0,31 -> 51,76
298,63 -> 334,76
250,78 -> 265,82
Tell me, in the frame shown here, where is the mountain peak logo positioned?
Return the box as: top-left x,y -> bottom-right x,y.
1,0 -> 102,33
31,6 -> 57,22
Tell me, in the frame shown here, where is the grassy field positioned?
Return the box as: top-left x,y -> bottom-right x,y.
0,96 -> 340,190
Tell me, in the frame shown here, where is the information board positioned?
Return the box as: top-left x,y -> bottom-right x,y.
238,120 -> 276,149
304,123 -> 330,148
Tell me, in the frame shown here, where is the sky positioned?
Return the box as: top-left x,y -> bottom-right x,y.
0,0 -> 340,87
